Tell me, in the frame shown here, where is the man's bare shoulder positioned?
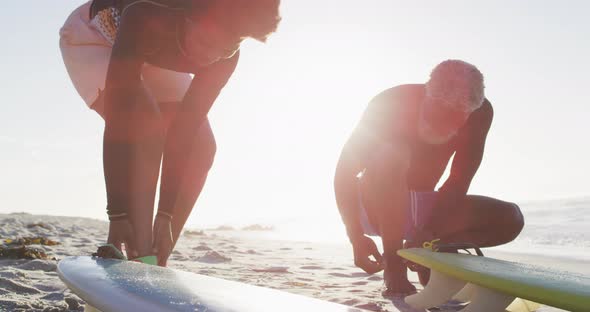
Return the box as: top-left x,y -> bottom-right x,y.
357,84 -> 423,140
364,84 -> 425,121
370,84 -> 425,107
468,98 -> 494,126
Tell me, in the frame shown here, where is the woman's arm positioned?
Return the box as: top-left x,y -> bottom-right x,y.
149,52 -> 238,265
155,51 -> 240,218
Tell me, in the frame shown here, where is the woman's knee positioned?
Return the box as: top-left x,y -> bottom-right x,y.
203,137 -> 217,170
195,122 -> 217,171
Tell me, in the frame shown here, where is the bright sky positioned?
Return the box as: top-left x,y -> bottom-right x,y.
1,1 -> 589,237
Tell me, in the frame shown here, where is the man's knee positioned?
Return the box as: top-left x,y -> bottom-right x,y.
507,202 -> 525,239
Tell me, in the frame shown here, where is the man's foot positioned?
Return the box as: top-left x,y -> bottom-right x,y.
383,252 -> 417,297
382,279 -> 417,298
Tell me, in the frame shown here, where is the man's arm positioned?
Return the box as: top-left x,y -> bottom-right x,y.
346,96 -> 412,286
335,88 -> 409,243
334,89 -> 399,242
335,124 -> 386,243
335,112 -> 409,276
436,100 -> 494,211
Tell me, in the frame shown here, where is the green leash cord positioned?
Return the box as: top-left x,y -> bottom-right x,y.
131,255 -> 157,266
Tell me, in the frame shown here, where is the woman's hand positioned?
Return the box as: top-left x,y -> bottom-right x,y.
152,215 -> 174,266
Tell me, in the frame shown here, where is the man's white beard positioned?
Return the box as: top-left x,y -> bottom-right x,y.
418,119 -> 455,145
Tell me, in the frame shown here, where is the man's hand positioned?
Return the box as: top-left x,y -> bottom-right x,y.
152,216 -> 174,267
352,235 -> 384,274
107,219 -> 137,259
382,252 -> 416,297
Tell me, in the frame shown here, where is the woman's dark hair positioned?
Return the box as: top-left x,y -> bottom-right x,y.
232,0 -> 281,42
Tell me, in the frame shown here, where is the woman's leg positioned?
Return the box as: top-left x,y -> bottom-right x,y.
95,95 -> 215,264
92,87 -> 165,258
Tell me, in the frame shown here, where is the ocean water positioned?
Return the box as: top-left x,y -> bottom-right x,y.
207,197 -> 590,261
491,197 -> 590,260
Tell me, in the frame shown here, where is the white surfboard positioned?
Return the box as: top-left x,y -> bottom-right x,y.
58,256 -> 372,312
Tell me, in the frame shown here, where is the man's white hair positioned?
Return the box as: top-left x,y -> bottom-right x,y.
425,60 -> 485,113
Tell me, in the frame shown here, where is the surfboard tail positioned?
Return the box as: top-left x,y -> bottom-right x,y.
405,270 -> 467,309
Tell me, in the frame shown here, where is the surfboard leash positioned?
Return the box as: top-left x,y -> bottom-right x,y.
403,239 -> 484,272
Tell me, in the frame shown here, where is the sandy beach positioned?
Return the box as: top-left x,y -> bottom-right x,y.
0,213 -> 582,312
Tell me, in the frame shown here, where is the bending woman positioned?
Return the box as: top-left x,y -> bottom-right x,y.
60,0 -> 281,265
